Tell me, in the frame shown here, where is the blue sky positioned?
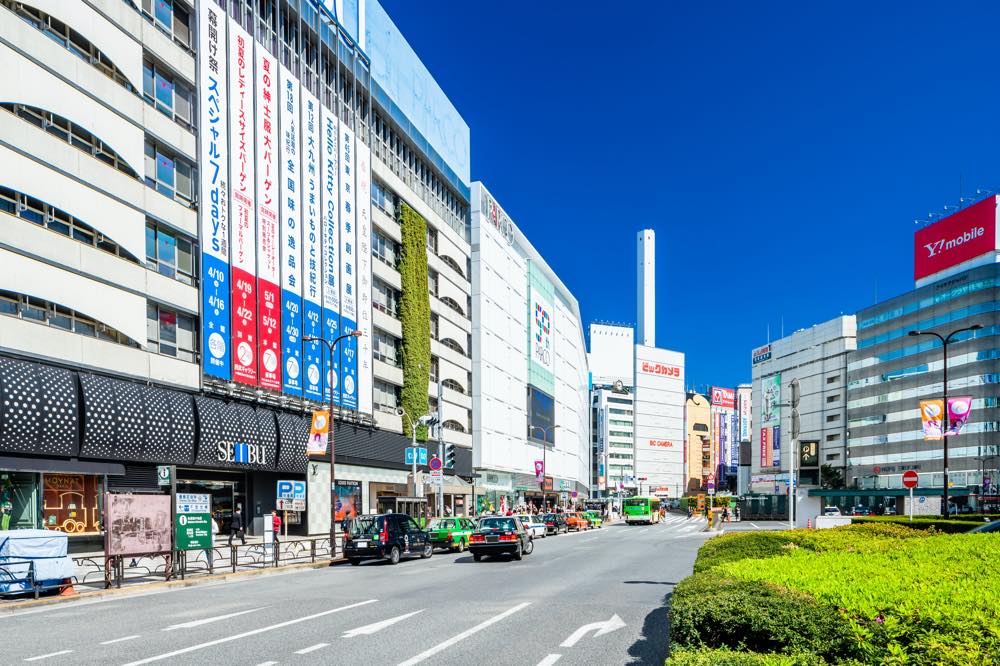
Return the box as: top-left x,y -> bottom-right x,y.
381,0 -> 1000,390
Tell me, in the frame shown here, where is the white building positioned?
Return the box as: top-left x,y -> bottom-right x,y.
471,183 -> 590,510
750,316 -> 856,494
633,345 -> 686,497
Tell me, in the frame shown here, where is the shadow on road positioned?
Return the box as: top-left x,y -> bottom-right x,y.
623,580 -> 678,586
626,591 -> 672,665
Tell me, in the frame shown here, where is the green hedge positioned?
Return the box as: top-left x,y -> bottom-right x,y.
851,516 -> 985,533
670,574 -> 857,661
666,648 -> 829,666
398,203 -> 431,441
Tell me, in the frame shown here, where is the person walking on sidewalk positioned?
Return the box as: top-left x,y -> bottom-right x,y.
206,513 -> 220,572
228,504 -> 246,547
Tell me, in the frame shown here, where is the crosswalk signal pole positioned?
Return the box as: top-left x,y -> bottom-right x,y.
437,381 -> 444,518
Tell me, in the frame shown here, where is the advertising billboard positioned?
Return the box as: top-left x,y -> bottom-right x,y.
255,44 -> 281,392
914,195 -> 997,281
737,385 -> 752,442
711,387 -> 735,408
198,1 -> 230,381
338,124 -> 358,411
334,480 -> 361,522
772,425 -> 781,468
760,427 -> 770,467
761,373 -> 781,427
320,106 -> 341,405
527,262 -> 555,396
227,18 -> 258,386
751,344 -> 771,365
278,65 -> 302,396
355,139 -> 374,414
300,87 -> 323,402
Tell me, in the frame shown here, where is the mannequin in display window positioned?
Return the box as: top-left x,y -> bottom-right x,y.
1,477 -> 14,530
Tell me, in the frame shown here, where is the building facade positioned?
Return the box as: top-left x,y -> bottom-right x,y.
684,392 -> 711,492
633,345 -> 686,498
470,183 -> 590,511
750,316 -> 856,495
0,0 -> 476,537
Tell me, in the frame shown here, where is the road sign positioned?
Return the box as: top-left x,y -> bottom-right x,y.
429,456 -> 443,471
707,481 -> 716,495
902,470 -> 919,489
707,473 -> 715,482
405,447 -> 428,465
157,465 -> 172,486
175,493 -> 211,550
919,496 -> 926,504
428,469 -> 443,486
276,498 -> 305,512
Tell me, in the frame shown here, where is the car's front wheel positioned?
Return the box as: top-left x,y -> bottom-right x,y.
524,539 -> 534,555
473,553 -> 482,562
349,558 -> 361,566
456,539 -> 465,552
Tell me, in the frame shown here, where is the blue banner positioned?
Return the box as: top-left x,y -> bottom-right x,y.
303,300 -> 323,401
281,291 -> 303,396
339,316 -> 357,410
202,255 -> 231,379
323,308 -> 341,406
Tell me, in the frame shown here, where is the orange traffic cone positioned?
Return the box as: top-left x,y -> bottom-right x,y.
807,518 -> 813,529
59,579 -> 76,596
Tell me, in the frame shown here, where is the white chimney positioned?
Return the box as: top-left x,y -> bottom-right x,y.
637,229 -> 655,347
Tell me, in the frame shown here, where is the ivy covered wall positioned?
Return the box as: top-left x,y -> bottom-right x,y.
398,202 -> 431,441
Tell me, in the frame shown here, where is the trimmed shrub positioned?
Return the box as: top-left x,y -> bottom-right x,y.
666,647 -> 829,666
670,574 -> 858,661
851,516 -> 982,533
693,532 -> 796,574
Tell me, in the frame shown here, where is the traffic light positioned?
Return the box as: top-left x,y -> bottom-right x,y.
444,442 -> 456,469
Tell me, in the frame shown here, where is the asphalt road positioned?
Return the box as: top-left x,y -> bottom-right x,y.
4,515 -> 711,666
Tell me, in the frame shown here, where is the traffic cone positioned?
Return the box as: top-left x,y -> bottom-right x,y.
807,518 -> 813,529
59,579 -> 76,596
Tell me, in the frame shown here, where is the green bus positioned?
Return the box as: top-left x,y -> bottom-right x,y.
624,496 -> 661,525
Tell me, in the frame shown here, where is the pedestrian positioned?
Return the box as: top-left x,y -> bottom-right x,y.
206,513 -> 219,572
228,504 -> 246,546
271,510 -> 282,546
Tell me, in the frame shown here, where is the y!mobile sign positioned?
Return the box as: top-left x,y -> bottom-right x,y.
255,44 -> 281,391
339,124 -> 358,410
278,65 -> 302,396
198,2 -> 230,380
228,19 -> 257,386
914,196 -> 998,281
300,88 -> 323,402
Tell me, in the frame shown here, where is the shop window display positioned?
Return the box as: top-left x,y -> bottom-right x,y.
0,472 -> 38,530
42,474 -> 102,534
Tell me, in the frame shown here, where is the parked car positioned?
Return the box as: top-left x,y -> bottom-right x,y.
883,505 -> 897,516
469,516 -> 534,561
969,520 -> 1000,533
426,517 -> 476,552
564,512 -> 590,532
852,505 -> 872,516
514,515 -> 547,539
822,506 -> 842,516
582,510 -> 603,528
344,513 -> 433,565
540,513 -> 568,535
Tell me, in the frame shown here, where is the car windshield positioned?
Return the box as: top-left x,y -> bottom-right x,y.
541,514 -> 556,521
516,515 -> 535,523
428,519 -> 452,530
350,516 -> 383,537
479,517 -> 517,531
971,520 -> 1000,533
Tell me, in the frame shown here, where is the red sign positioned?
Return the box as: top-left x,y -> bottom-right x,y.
902,470 -> 919,489
711,387 -> 735,408
873,466 -> 881,474
648,439 -> 673,448
429,456 -> 442,471
639,361 -> 681,378
760,427 -> 770,467
914,196 -> 997,281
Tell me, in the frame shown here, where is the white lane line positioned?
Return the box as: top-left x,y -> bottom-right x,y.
101,635 -> 141,645
343,609 -> 424,638
397,602 -> 531,666
537,654 -> 562,666
254,662 -> 278,666
121,599 -> 377,665
163,607 -> 265,631
24,651 -> 72,662
295,643 -> 329,654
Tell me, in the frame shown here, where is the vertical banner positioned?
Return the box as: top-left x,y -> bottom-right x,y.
730,412 -> 739,468
945,395 -> 973,436
761,373 -> 781,427
527,262 -> 556,396
278,66 -> 302,396
355,140 -> 373,414
307,410 -> 329,456
198,2 -> 230,380
255,44 -> 281,391
760,427 -> 770,468
300,88 -> 323,402
338,124 -> 358,411
772,425 -> 781,468
227,18 -> 258,386
920,399 -> 944,440
320,106 -> 341,406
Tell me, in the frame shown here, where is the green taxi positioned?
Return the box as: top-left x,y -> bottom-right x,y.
427,517 -> 476,552
582,510 -> 603,529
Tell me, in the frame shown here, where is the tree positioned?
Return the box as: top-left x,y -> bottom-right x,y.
820,464 -> 845,489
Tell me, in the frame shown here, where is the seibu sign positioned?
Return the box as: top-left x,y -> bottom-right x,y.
914,196 -> 998,281
639,361 -> 681,378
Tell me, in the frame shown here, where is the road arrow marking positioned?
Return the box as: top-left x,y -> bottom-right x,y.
536,654 -> 562,666
343,610 -> 424,638
560,614 -> 626,648
163,607 -> 266,631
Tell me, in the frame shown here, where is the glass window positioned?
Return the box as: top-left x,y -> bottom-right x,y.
156,150 -> 175,197
143,61 -> 154,100
154,70 -> 174,113
156,228 -> 176,277
146,224 -> 157,262
154,0 -> 172,30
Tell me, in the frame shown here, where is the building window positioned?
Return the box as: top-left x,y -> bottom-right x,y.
372,228 -> 399,267
826,394 -> 840,403
442,378 -> 464,394
145,220 -> 196,285
439,254 -> 465,279
693,423 -> 709,432
146,302 -> 196,361
134,0 -> 192,50
372,278 -> 400,318
608,397 -> 632,404
439,295 -> 465,317
443,419 -> 465,433
143,58 -> 195,129
426,226 -> 438,254
609,408 -> 633,416
827,375 -> 839,384
373,379 -> 400,414
0,289 -> 138,346
430,313 -> 439,340
372,328 -> 400,367
440,337 -> 465,356
4,1 -> 135,91
427,269 -> 438,297
826,414 -> 840,423
371,179 -> 395,216
0,185 -> 139,263
429,356 -> 439,383
826,433 -> 841,442
826,453 -> 841,461
144,139 -> 196,206
1,104 -> 138,178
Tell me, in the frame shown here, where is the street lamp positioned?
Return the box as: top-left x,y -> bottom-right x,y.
397,408 -> 435,500
303,329 -> 363,560
908,324 -> 982,516
530,425 -> 560,509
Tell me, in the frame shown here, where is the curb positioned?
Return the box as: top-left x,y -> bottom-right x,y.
0,558 -> 347,614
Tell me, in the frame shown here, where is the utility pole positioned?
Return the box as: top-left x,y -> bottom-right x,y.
437,381 -> 445,518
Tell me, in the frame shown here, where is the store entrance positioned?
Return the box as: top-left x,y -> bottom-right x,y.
177,470 -> 246,534
377,496 -> 428,522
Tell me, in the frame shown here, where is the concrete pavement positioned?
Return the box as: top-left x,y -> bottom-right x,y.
4,515 -> 711,665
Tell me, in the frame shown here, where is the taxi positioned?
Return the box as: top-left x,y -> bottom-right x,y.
426,517 -> 476,552
582,510 -> 603,529
563,511 -> 591,531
